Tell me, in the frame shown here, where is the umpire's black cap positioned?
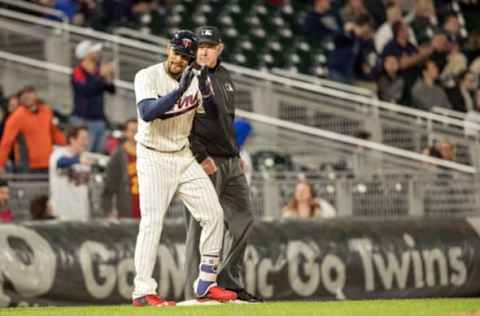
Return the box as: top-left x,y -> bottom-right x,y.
196,26 -> 222,45
170,29 -> 197,59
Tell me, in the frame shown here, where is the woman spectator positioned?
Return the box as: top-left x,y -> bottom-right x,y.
377,54 -> 405,104
281,180 -> 336,219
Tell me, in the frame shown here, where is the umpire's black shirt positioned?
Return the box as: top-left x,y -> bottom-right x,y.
190,61 -> 238,163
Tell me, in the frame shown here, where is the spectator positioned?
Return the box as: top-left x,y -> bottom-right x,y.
104,126 -> 123,155
0,86 -> 66,174
430,32 -> 465,78
0,94 -> 19,139
30,195 -> 55,220
49,125 -> 93,221
382,21 -> 432,104
102,118 -> 140,219
429,32 -> 467,86
446,70 -> 477,113
72,0 -> 102,27
128,0 -> 154,33
409,0 -> 438,45
443,13 -> 465,49
375,2 -> 416,53
412,60 -> 452,111
340,0 -> 370,25
0,179 -> 12,223
100,0 -> 135,31
281,180 -> 336,219
71,40 -> 115,153
422,138 -> 454,161
303,0 -> 343,46
465,31 -> 480,65
54,0 -> 77,23
362,0 -> 386,27
459,0 -> 480,36
234,119 -> 253,185
328,14 -> 376,83
377,54 -> 405,103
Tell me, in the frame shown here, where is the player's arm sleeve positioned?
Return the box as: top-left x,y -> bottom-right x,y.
0,114 -> 21,168
134,70 -> 181,122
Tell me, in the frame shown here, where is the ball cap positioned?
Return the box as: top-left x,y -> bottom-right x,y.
75,40 -> 103,59
196,26 -> 222,45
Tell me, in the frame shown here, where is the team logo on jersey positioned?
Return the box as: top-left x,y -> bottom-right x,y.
182,39 -> 193,48
224,83 -> 234,92
177,93 -> 199,109
161,92 -> 200,119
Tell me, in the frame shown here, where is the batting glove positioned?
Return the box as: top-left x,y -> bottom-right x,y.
178,64 -> 195,94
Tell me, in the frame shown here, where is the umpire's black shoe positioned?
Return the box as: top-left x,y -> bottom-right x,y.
232,289 -> 264,302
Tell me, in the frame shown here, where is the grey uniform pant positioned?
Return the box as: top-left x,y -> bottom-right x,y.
184,156 -> 254,300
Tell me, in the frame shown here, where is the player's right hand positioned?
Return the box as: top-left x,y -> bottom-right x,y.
178,64 -> 195,94
201,157 -> 217,175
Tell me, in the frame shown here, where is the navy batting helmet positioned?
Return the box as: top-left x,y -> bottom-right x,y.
170,29 -> 197,59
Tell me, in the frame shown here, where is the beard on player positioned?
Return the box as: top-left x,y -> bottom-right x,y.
165,46 -> 191,78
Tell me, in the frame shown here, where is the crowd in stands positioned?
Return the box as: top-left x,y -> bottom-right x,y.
0,40 -> 136,223
304,0 -> 480,115
2,0 -> 478,222
13,0 -> 480,116
18,0 -> 171,34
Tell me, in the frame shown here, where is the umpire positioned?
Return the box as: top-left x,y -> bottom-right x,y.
184,26 -> 261,302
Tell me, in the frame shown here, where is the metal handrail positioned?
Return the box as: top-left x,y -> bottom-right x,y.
237,110 -> 476,174
432,106 -> 468,120
226,62 -> 480,132
271,67 -> 376,98
1,7 -> 479,133
0,50 -> 475,175
113,27 -> 169,46
0,0 -> 68,23
0,9 -> 160,54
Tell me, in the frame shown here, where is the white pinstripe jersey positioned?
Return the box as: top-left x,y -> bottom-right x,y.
134,62 -> 204,152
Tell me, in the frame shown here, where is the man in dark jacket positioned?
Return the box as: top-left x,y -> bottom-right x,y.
71,40 -> 116,153
184,26 -> 261,302
101,118 -> 139,218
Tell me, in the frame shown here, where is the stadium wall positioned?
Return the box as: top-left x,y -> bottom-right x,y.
0,218 -> 480,307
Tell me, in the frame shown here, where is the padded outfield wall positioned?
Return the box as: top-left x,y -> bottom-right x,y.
0,218 -> 479,307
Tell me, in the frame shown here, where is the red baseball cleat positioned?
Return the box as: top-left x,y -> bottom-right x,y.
132,295 -> 176,307
206,286 -> 237,301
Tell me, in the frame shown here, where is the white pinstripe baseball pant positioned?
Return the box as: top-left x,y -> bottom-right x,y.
132,144 -> 224,299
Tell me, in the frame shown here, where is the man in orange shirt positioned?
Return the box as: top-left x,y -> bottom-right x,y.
0,86 -> 66,173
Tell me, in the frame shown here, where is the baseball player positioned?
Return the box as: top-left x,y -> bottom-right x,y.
184,26 -> 262,302
132,29 -> 237,307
